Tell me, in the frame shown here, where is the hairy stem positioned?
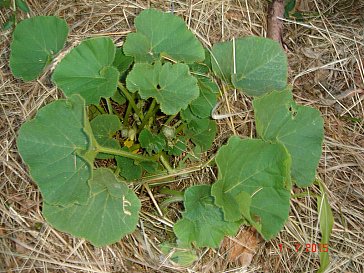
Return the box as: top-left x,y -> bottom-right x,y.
117,82 -> 144,120
164,114 -> 177,126
159,187 -> 184,197
160,153 -> 174,174
97,145 -> 156,162
138,99 -> 158,132
123,101 -> 132,125
106,98 -> 113,114
175,123 -> 186,134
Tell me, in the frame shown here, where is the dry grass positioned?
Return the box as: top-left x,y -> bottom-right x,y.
1,0 -> 363,272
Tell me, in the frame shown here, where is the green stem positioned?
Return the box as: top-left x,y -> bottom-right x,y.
95,105 -> 106,114
138,99 -> 157,132
164,114 -> 177,126
160,196 -> 184,211
106,98 -> 113,114
160,153 -> 174,174
97,145 -> 156,162
117,82 -> 144,120
123,103 -> 132,125
159,187 -> 184,198
175,123 -> 186,134
173,120 -> 182,128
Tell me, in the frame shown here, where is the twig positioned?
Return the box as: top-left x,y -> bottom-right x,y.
267,0 -> 285,47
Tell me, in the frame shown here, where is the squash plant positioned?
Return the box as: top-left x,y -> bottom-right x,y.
10,9 -> 324,259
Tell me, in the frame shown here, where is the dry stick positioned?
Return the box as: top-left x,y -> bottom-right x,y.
267,0 -> 285,47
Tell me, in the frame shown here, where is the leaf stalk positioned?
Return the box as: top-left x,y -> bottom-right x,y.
117,82 -> 144,120
138,98 -> 158,132
97,145 -> 156,162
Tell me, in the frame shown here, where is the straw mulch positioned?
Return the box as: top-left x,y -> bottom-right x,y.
1,1 -> 363,272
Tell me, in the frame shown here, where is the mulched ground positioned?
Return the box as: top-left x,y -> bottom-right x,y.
1,1 -> 363,272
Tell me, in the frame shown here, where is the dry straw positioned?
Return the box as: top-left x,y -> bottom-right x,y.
1,0 -> 363,272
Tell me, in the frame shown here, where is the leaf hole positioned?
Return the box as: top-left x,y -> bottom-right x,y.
156,84 -> 161,90
288,106 -> 297,118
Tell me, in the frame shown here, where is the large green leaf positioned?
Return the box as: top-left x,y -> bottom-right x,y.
211,136 -> 291,240
253,90 -> 324,187
43,168 -> 141,246
211,37 -> 287,96
126,62 -> 199,115
17,95 -> 90,205
10,16 -> 69,81
123,9 -> 204,63
174,185 -> 240,248
52,37 -> 119,105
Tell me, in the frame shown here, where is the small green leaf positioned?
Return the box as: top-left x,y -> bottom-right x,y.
138,129 -> 166,155
174,185 -> 240,248
90,114 -> 121,159
15,0 -> 29,13
52,37 -> 119,105
211,37 -> 287,96
91,114 -> 121,148
17,95 -> 91,205
185,118 -> 216,151
138,160 -> 160,174
166,137 -> 187,156
160,242 -> 197,266
0,0 -> 11,8
211,136 -> 291,240
116,151 -> 143,181
2,15 -> 15,30
123,9 -> 204,63
10,16 -> 69,81
189,79 -> 218,118
43,168 -> 141,246
317,180 -> 333,273
284,0 -> 296,17
253,89 -> 324,187
180,107 -> 196,122
113,47 -> 133,74
203,48 -> 212,70
126,62 -> 199,115
189,63 -> 210,78
111,89 -> 126,105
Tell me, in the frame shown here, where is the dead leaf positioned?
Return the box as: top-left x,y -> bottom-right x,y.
221,227 -> 261,267
296,0 -> 315,12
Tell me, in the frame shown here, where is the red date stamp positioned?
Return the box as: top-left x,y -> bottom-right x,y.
278,243 -> 329,253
